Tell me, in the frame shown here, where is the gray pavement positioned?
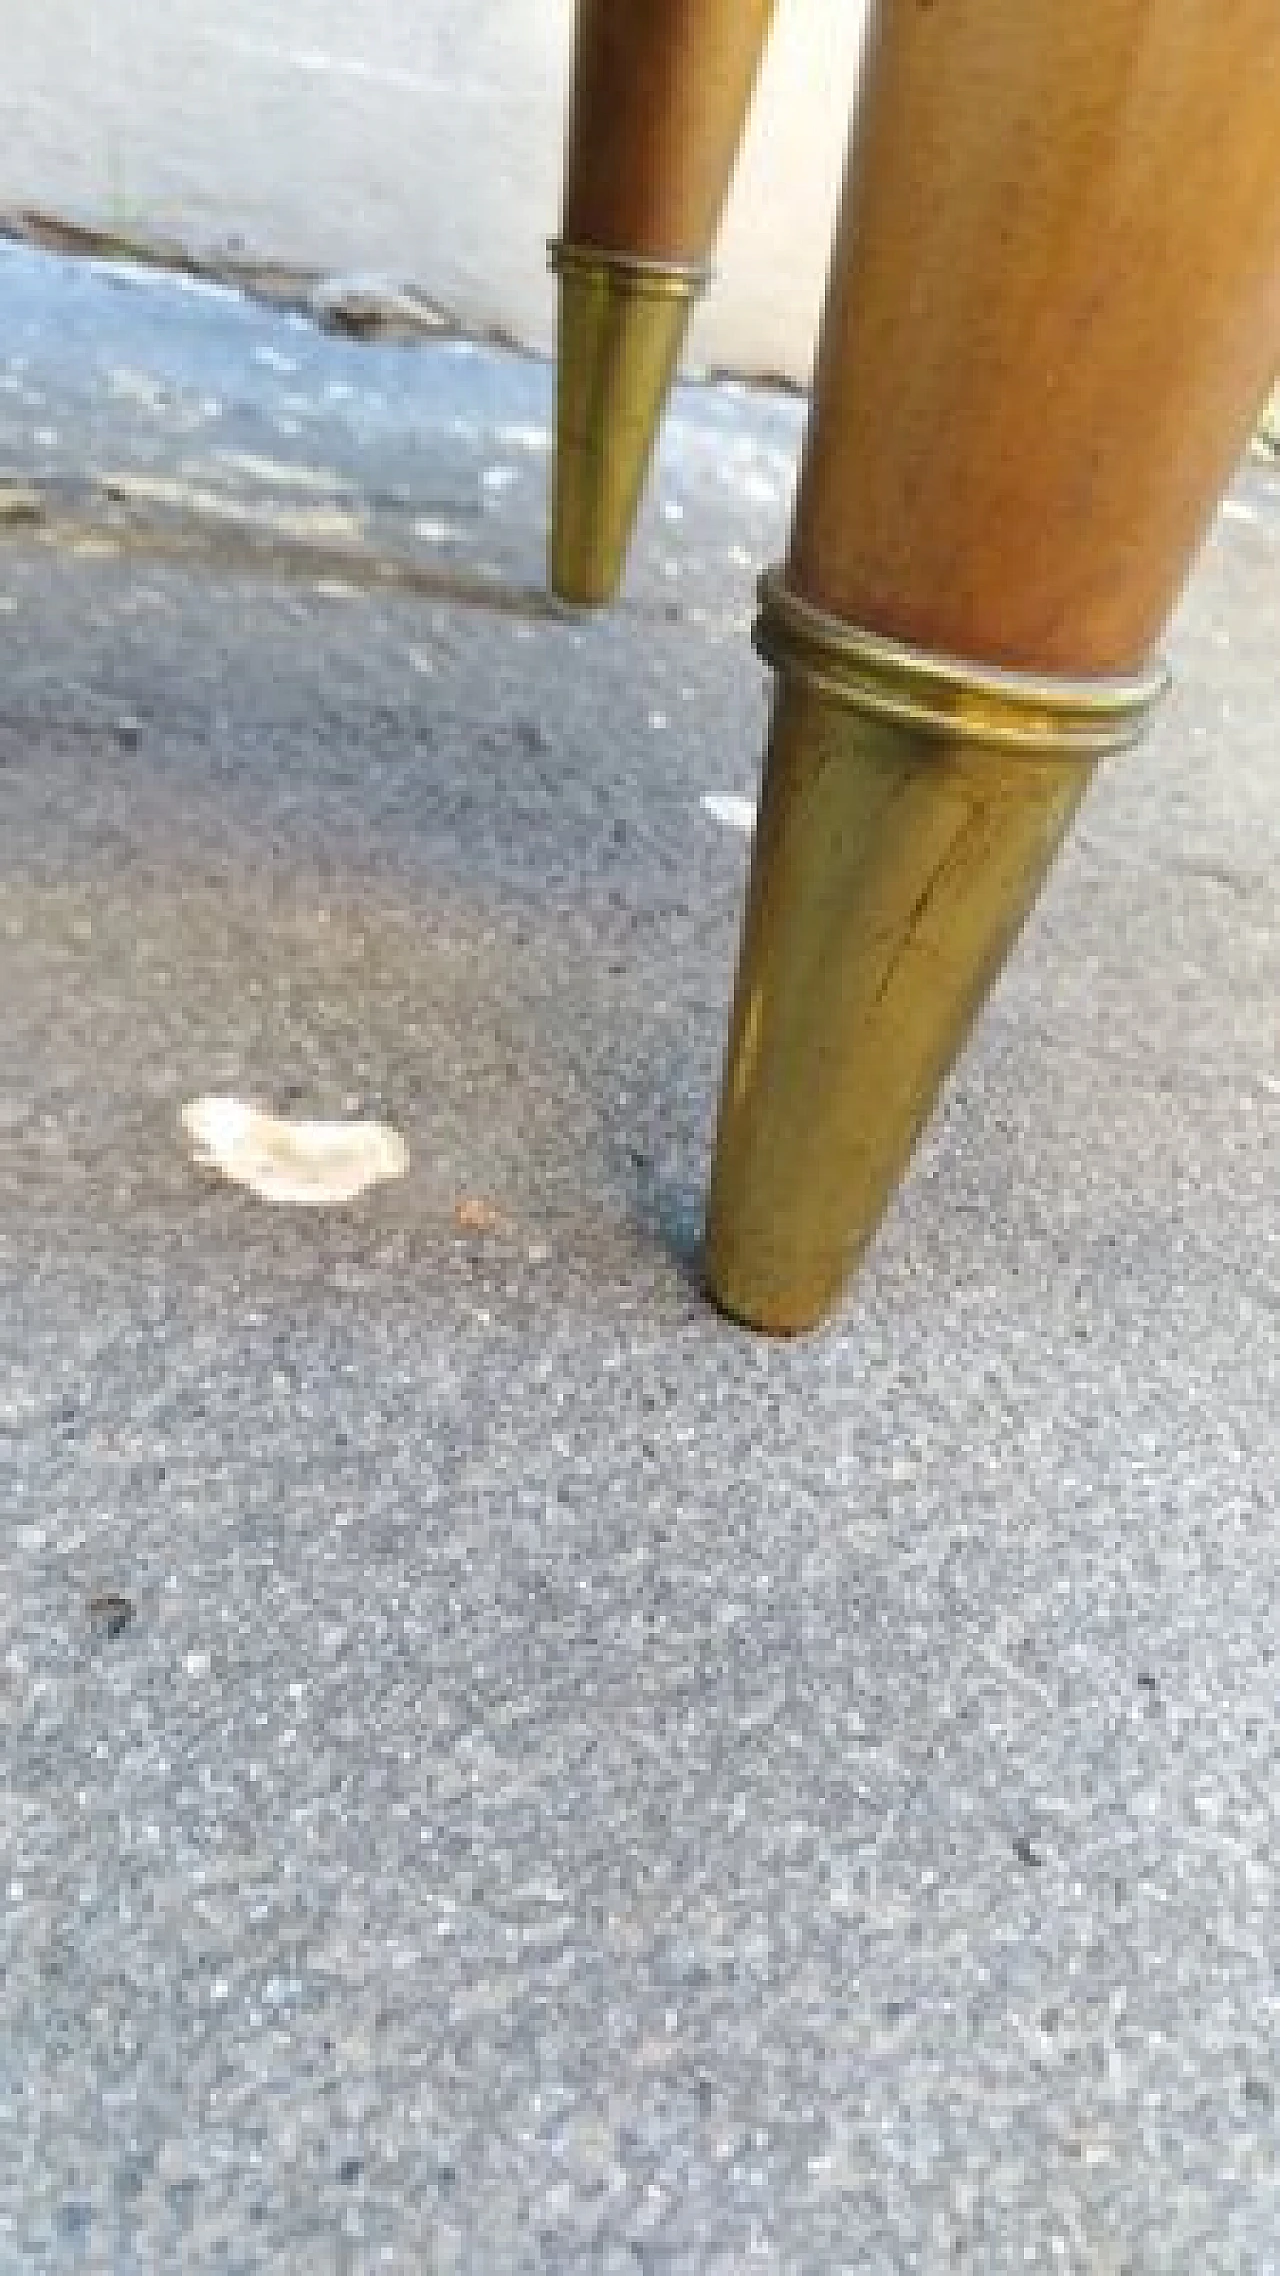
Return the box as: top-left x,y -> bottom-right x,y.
1,243 -> 1279,2272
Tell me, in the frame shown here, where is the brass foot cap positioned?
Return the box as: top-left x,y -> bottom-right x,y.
549,242 -> 707,607
705,571 -> 1168,1333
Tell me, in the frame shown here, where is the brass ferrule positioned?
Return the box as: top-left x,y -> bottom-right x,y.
705,571 -> 1167,1333
751,571 -> 1167,756
548,241 -> 710,606
548,240 -> 712,299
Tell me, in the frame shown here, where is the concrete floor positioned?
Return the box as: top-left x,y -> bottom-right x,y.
2,244 -> 1279,2272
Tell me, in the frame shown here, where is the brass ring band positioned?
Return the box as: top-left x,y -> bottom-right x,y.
754,567 -> 1168,760
548,239 -> 712,300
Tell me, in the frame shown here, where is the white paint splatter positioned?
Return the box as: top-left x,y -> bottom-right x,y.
181,1097 -> 408,1206
212,451 -> 351,493
100,472 -> 365,545
738,470 -> 779,506
481,466 -> 518,495
107,367 -> 169,413
1221,498 -> 1259,526
701,794 -> 757,834
252,346 -> 299,377
496,423 -> 550,455
413,516 -> 463,544
174,273 -> 238,307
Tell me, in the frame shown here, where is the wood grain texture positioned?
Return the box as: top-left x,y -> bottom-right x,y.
562,0 -> 776,260
788,0 -> 1280,671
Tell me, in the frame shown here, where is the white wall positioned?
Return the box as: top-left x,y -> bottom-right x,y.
0,1 -> 870,385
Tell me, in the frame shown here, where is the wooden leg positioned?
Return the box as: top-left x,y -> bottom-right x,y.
706,0 -> 1280,1333
550,0 -> 776,604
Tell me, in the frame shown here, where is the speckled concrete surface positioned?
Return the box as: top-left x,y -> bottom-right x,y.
2,246 -> 1278,2273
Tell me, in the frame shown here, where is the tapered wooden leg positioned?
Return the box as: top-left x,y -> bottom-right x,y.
706,0 -> 1280,1334
550,0 -> 776,605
